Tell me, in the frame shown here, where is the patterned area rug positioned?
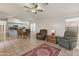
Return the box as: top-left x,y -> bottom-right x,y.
22,43 -> 61,56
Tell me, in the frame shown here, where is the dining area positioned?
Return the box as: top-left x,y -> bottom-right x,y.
8,26 -> 30,39
16,28 -> 30,39
7,19 -> 31,39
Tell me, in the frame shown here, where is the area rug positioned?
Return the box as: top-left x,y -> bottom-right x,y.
22,43 -> 61,56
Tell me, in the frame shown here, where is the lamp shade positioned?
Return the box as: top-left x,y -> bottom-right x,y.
51,30 -> 56,36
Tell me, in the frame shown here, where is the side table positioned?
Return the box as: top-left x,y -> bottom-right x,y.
48,36 -> 57,44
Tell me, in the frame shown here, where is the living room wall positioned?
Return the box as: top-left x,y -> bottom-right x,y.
35,17 -> 65,36
35,11 -> 79,36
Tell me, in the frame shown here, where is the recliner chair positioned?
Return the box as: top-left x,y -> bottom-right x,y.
36,29 -> 47,40
57,31 -> 78,50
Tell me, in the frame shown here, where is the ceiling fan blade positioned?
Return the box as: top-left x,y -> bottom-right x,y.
24,6 -> 32,9
31,3 -> 38,9
37,9 -> 43,12
27,10 -> 30,12
45,3 -> 48,5
34,4 -> 38,8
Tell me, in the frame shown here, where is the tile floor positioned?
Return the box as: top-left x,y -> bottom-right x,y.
0,32 -> 79,56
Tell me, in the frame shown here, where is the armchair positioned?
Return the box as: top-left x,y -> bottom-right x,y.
57,31 -> 78,50
36,29 -> 47,40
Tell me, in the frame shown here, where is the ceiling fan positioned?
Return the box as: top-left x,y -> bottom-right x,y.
24,3 -> 47,14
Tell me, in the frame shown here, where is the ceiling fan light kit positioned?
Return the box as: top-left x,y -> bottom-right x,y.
24,3 -> 48,14
32,9 -> 36,12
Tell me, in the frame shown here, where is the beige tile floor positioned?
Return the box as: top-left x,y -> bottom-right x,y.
0,32 -> 79,56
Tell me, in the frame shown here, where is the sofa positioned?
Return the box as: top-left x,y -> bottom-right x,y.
36,29 -> 47,40
57,31 -> 78,50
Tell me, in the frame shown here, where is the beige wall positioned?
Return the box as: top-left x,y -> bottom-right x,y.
35,17 -> 65,36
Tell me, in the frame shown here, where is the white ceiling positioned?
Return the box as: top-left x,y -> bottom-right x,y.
0,3 -> 79,21
35,3 -> 79,19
